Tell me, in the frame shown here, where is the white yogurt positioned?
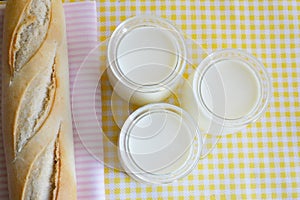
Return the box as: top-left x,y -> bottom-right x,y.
182,49 -> 271,135
118,103 -> 202,184
107,16 -> 186,105
116,27 -> 178,85
200,59 -> 260,120
128,110 -> 192,174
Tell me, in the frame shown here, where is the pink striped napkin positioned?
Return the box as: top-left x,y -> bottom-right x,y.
0,2 -> 105,200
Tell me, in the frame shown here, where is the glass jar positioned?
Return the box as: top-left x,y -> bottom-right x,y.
181,49 -> 271,135
107,15 -> 187,105
118,103 -> 202,184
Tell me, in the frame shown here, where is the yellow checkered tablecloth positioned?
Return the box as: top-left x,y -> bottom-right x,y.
66,0 -> 300,199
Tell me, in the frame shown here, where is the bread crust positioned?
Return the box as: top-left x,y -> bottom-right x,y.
2,0 -> 77,199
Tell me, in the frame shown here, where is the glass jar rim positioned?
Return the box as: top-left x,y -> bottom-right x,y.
193,48 -> 272,127
107,15 -> 187,93
118,103 -> 202,184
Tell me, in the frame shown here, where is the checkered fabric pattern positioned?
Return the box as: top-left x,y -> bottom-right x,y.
64,0 -> 300,199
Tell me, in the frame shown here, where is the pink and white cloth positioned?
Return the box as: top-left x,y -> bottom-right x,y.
0,2 -> 105,200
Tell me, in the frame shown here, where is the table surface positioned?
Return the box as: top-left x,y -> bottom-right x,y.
65,0 -> 300,199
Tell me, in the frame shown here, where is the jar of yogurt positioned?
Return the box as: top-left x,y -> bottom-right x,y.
181,49 -> 271,135
118,103 -> 202,184
107,16 -> 187,105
